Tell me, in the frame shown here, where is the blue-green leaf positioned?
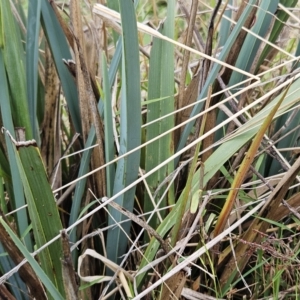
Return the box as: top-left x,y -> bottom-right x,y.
106,0 -> 141,266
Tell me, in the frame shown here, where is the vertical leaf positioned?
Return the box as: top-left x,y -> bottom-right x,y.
69,129 -> 95,254
26,0 -> 41,140
68,39 -> 122,253
5,131 -> 65,299
0,0 -> 32,138
218,0 -> 232,47
102,53 -> 115,197
229,0 -> 278,87
0,50 -> 32,251
144,1 -> 175,229
106,0 -> 141,265
41,0 -> 81,134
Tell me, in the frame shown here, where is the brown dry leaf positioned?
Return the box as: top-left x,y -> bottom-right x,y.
70,0 -> 106,198
41,45 -> 60,182
177,0 -> 199,118
161,270 -> 187,300
220,155 -> 300,287
192,275 -> 201,291
175,0 -> 200,148
175,70 -> 200,147
69,5 -> 105,298
0,284 -> 16,300
61,230 -> 79,300
70,0 -> 90,141
218,191 -> 300,267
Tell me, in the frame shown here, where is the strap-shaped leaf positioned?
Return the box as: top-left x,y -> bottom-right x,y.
0,51 -> 32,250
144,0 -> 175,229
40,1 -> 81,134
106,0 -> 141,266
0,217 -> 64,300
102,53 -> 115,198
0,0 -> 32,138
26,0 -> 41,140
4,130 -> 65,299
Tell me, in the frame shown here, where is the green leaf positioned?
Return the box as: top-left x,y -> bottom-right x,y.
137,75 -> 300,288
26,0 -> 41,140
136,181 -> 195,287
144,0 -> 175,229
0,243 -> 26,300
40,0 -> 81,134
102,53 -> 115,197
106,0 -> 141,266
229,0 -> 278,87
205,77 -> 300,185
69,128 -> 95,251
257,0 -> 298,69
4,131 -> 65,298
68,38 -> 122,258
218,0 -> 232,47
0,0 -> 32,138
0,51 -> 32,251
0,4 -> 4,48
0,217 -> 64,300
216,0 -> 280,163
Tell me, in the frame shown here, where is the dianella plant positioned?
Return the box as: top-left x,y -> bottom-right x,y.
0,0 -> 300,299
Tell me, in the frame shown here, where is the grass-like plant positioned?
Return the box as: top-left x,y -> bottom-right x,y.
1,0 -> 300,299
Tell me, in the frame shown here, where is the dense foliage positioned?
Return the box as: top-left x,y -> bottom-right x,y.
0,0 -> 300,299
